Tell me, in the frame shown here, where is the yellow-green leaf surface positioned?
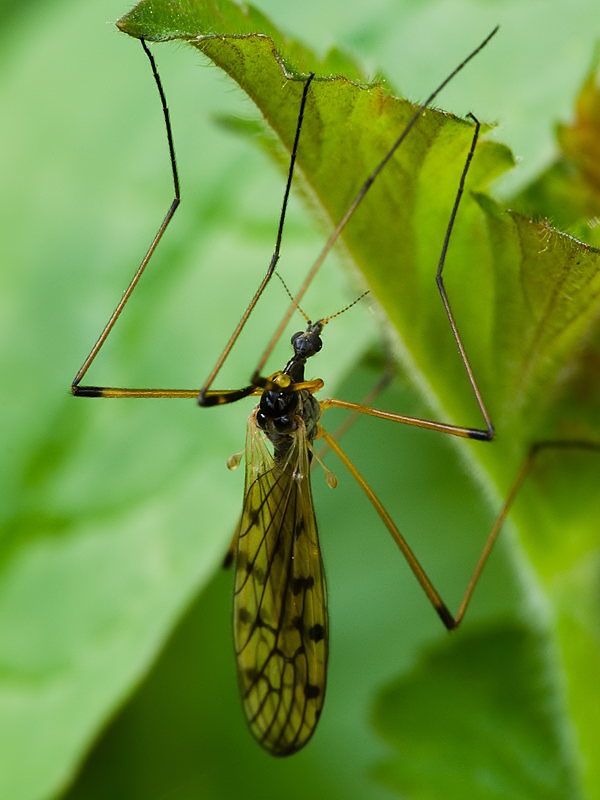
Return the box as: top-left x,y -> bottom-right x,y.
4,1 -> 600,799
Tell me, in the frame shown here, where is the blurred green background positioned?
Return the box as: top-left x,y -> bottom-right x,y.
2,0 -> 599,798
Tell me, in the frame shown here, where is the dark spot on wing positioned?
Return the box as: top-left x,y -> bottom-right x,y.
291,576 -> 315,595
238,607 -> 252,625
304,683 -> 320,699
308,623 -> 325,642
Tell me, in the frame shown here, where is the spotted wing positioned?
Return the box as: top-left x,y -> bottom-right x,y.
233,409 -> 328,756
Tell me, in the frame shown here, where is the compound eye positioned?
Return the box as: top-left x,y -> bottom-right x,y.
291,331 -> 303,347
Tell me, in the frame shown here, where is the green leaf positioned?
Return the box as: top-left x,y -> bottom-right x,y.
117,1 -> 600,796
372,622 -> 582,800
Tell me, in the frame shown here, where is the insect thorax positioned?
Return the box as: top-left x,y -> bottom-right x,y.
257,381 -> 321,458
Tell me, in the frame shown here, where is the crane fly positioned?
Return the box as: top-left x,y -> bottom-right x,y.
71,25 -> 598,756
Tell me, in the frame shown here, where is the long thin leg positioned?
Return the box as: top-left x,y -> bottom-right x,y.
72,39 -> 181,397
320,394 -> 489,441
197,74 -> 316,406
315,359 -> 396,461
320,116 -> 492,442
435,113 -> 493,436
74,386 -> 262,401
72,44 -> 309,403
318,427 -> 600,629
